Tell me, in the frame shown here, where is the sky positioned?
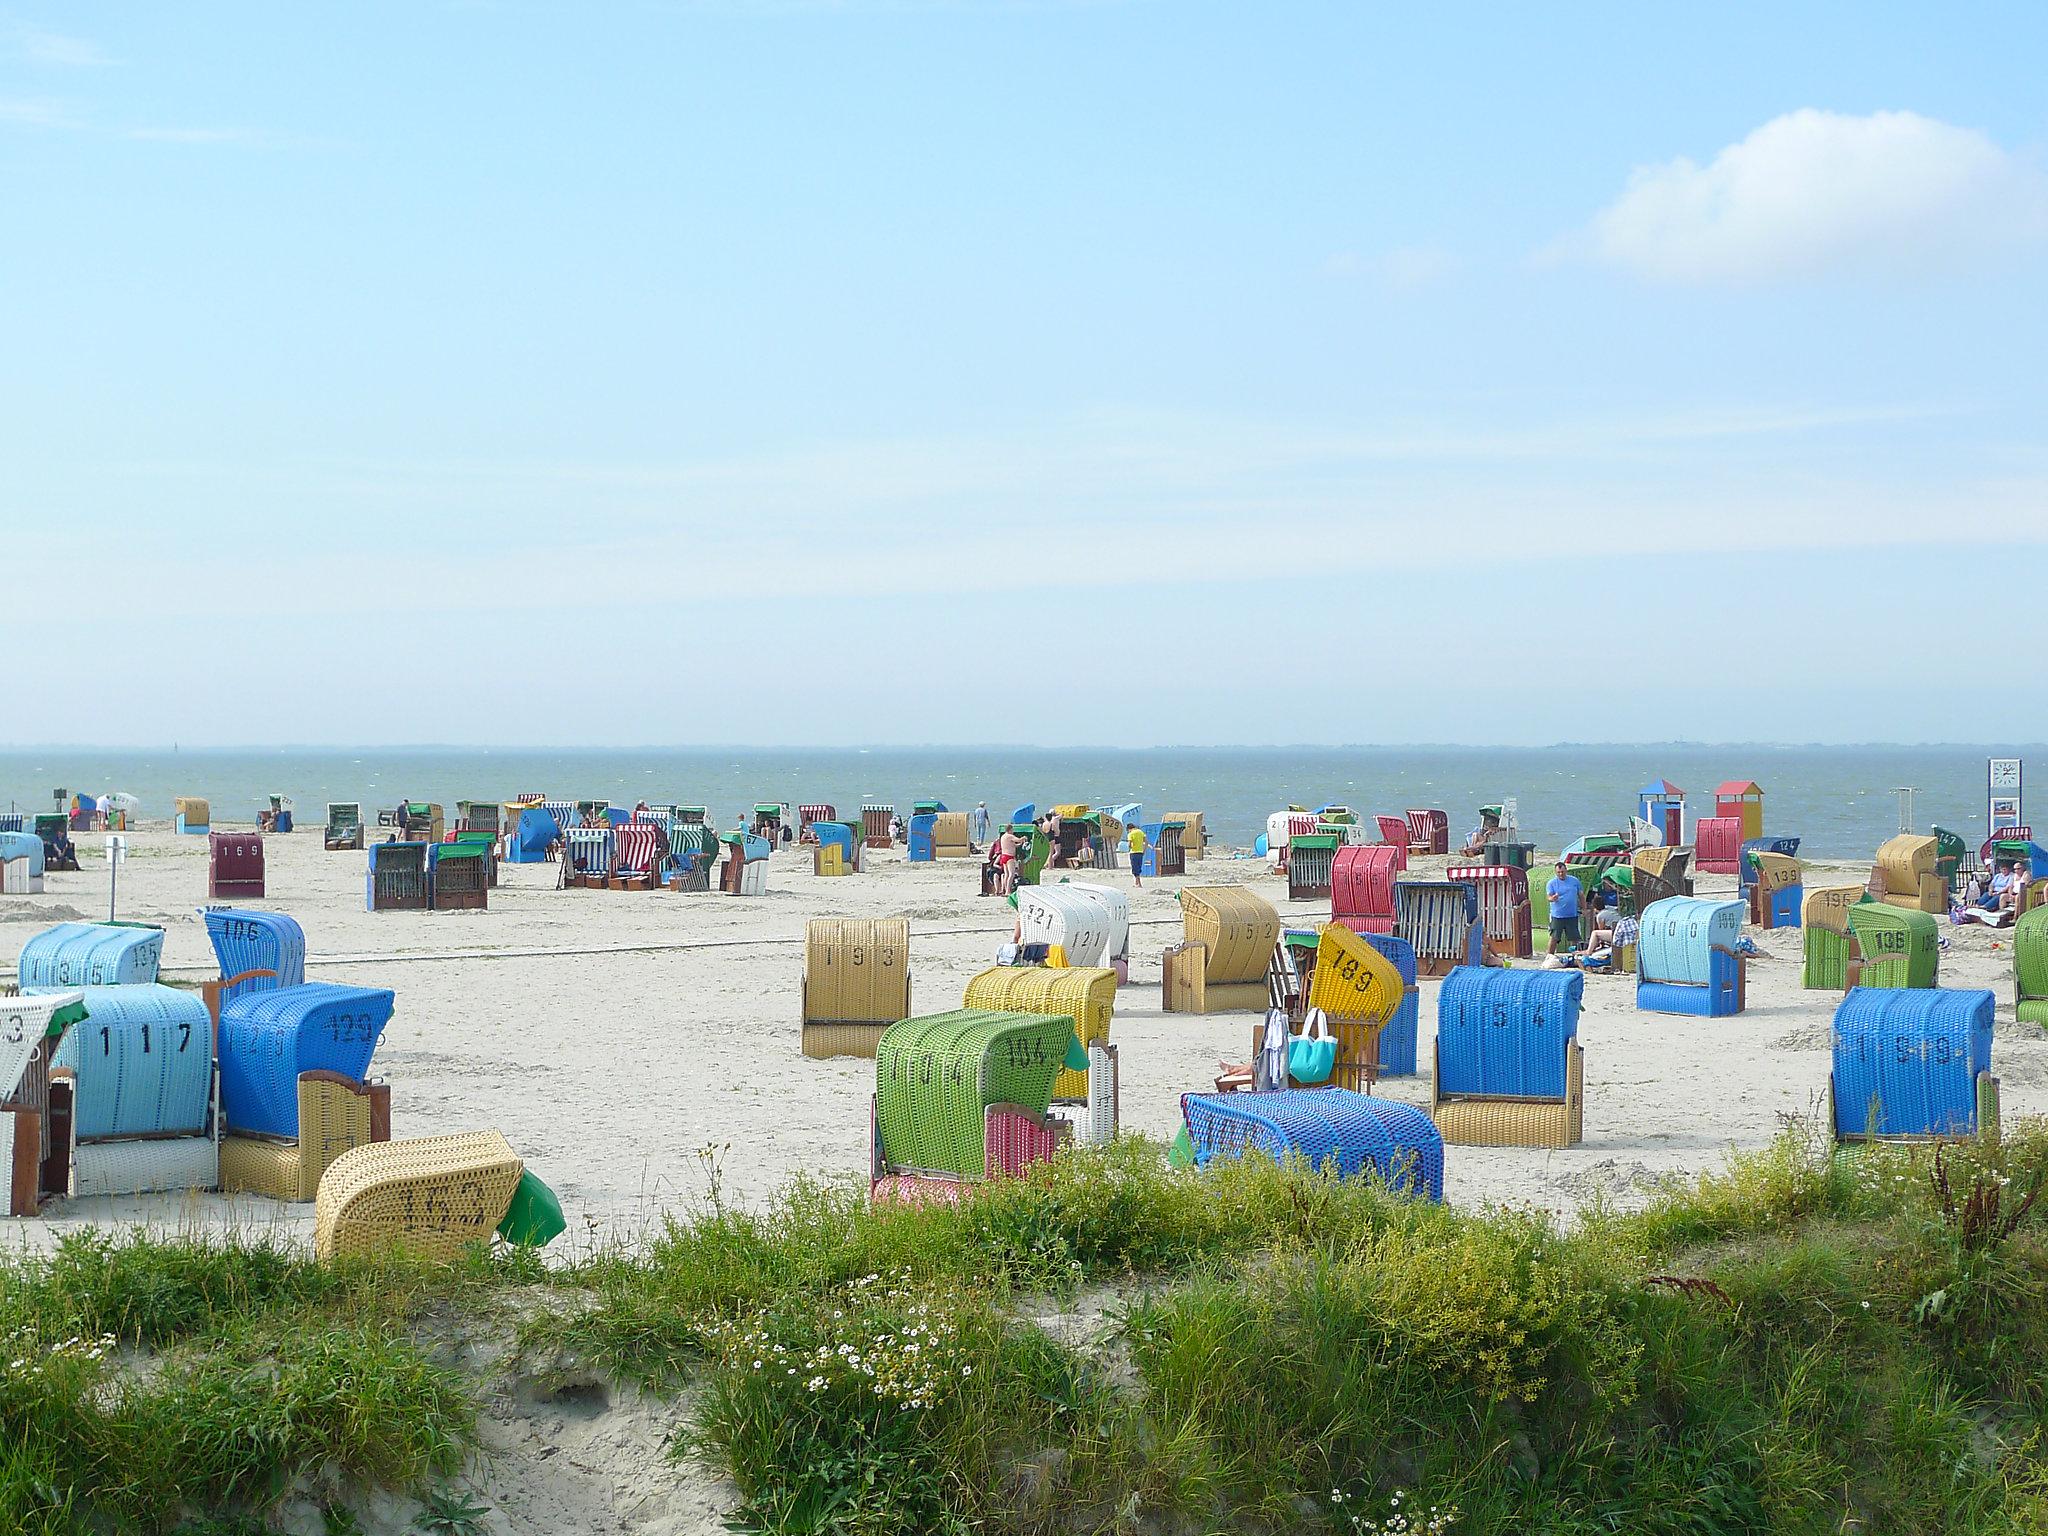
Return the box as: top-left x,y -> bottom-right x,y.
2,2 -> 2043,748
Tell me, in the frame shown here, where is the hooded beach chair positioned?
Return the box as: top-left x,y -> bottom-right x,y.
1179,1088 -> 1443,1198
314,1130 -> 563,1260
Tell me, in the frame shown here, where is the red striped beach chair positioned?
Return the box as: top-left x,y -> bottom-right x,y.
611,822 -> 668,890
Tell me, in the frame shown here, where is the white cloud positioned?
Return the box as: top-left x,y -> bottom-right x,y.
1568,109 -> 2048,283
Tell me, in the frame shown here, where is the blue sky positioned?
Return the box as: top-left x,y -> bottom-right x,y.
2,2 -> 2043,747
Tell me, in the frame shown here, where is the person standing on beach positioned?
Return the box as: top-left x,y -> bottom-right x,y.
1545,860 -> 1582,953
1127,821 -> 1147,888
969,801 -> 990,846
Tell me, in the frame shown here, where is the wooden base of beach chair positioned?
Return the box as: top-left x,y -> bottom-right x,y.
220,1073 -> 390,1201
1430,1046 -> 1583,1149
1415,955 -> 1462,979
607,872 -> 657,891
801,1022 -> 890,1060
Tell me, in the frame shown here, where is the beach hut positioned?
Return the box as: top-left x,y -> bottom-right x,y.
315,1131 -> 562,1260
1431,967 -> 1584,1148
719,831 -> 770,895
18,922 -> 164,991
1286,832 -> 1340,900
1393,880 -> 1483,978
963,966 -> 1117,1132
1694,816 -> 1743,875
1444,863 -> 1534,959
1330,844 -> 1404,936
218,983 -> 393,1141
1635,897 -> 1745,1016
1802,895 -> 1938,991
1163,887 -> 1281,1015
1714,781 -> 1765,840
174,797 -> 210,836
1748,851 -> 1803,930
1015,882 -> 1130,971
801,918 -> 912,1059
203,909 -> 306,1006
1873,834 -> 1946,914
862,804 -> 894,849
325,803 -> 364,851
429,842 -> 490,909
870,1010 -> 1068,1201
2015,907 -> 2048,1026
1637,780 -> 1686,847
2,991 -> 88,1215
54,984 -> 218,1197
0,830 -> 44,894
1404,809 -> 1450,856
1830,988 -> 1996,1142
1179,1090 -> 1443,1198
366,842 -> 430,912
208,832 -> 265,900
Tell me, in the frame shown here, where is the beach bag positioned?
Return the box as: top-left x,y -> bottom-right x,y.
1286,1008 -> 1336,1086
1256,1008 -> 1291,1091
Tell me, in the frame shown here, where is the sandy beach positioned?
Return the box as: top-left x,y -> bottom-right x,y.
4,820 -> 2040,1248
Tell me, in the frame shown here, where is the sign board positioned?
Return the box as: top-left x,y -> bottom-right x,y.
1990,758 -> 2023,833
103,835 -> 127,866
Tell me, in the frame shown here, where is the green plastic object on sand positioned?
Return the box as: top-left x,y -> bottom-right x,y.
496,1169 -> 567,1247
1168,1126 -> 1196,1170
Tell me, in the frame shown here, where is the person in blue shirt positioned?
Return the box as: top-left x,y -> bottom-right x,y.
1545,860 -> 1583,953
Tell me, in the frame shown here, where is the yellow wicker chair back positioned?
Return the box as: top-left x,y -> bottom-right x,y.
963,966 -> 1115,1101
1179,886 -> 1280,984
1632,846 -> 1675,877
1306,922 -> 1403,1090
313,1130 -> 524,1262
804,919 -> 911,1024
1754,851 -> 1802,894
1804,885 -> 1863,935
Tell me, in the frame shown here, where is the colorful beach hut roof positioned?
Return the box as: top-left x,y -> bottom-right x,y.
1715,780 -> 1762,796
1639,778 -> 1685,797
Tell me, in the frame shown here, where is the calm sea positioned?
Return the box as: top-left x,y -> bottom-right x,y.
0,745 -> 2035,858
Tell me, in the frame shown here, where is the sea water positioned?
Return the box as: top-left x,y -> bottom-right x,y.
1,744 -> 2034,859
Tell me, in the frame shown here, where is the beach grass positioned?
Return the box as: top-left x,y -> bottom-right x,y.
7,1124 -> 2048,1532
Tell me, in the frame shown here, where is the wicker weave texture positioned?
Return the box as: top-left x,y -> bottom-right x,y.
18,923 -> 164,991
963,967 -> 1114,1100
801,1023 -> 891,1059
1754,852 -> 1802,894
803,919 -> 911,1025
220,1135 -> 308,1200
202,910 -> 306,1005
2018,907 -> 2048,1026
73,1135 -> 219,1197
1832,987 -> 1993,1138
1180,887 -> 1280,984
222,1073 -> 381,1200
1803,885 -> 1864,935
1181,1088 -> 1443,1198
53,985 -> 213,1139
314,1131 -> 524,1261
1433,1044 -> 1584,1148
875,1010 -> 1070,1179
219,984 -> 392,1139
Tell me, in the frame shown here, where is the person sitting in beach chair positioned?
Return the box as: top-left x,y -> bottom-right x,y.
1958,861 -> 2022,927
1460,808 -> 1502,859
42,824 -> 80,872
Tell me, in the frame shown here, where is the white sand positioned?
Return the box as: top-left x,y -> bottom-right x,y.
4,824 -> 2045,1246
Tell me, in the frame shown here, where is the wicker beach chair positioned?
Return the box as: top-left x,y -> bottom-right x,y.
313,1130 -> 557,1260
801,918 -> 912,1058
1432,966 -> 1585,1148
1635,898 -> 1745,1016
1331,844 -> 1404,935
1873,834 -> 1946,914
2,992 -> 87,1216
962,965 -> 1116,1114
1830,988 -> 1997,1142
869,1009 -> 1070,1202
220,1071 -> 391,1202
1163,887 -> 1282,1014
1179,1089 -> 1443,1199
1444,863 -> 1533,959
